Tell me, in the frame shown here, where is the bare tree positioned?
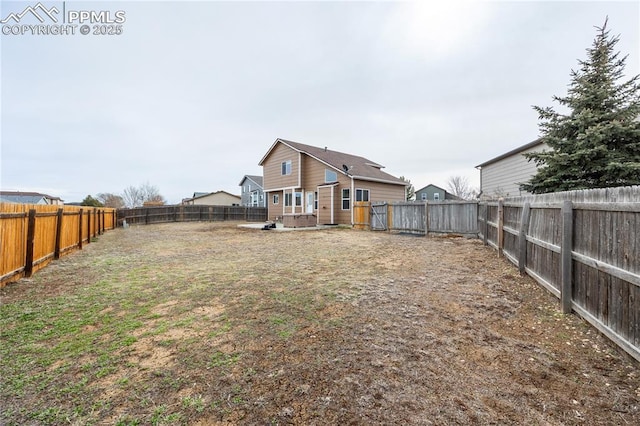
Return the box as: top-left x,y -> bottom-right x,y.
140,182 -> 166,205
446,175 -> 478,200
96,193 -> 125,209
122,185 -> 143,208
122,183 -> 166,208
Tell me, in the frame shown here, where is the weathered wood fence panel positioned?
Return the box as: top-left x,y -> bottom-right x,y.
370,203 -> 388,231
391,202 -> 426,233
479,185 -> 640,361
361,201 -> 479,235
428,202 -> 478,235
0,203 -> 116,287
117,205 -> 267,226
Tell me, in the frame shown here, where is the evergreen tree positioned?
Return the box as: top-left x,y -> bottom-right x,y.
81,195 -> 104,207
399,176 -> 415,201
521,19 -> 640,193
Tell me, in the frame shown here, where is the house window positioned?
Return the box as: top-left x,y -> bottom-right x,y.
284,193 -> 292,207
314,192 -> 318,210
273,194 -> 279,204
355,189 -> 369,202
342,188 -> 350,210
421,193 -> 427,201
325,169 -> 337,183
281,160 -> 292,176
433,193 -> 440,200
295,192 -> 302,207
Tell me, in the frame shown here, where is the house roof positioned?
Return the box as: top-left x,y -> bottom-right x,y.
238,175 -> 263,187
475,139 -> 544,169
0,191 -> 62,204
259,138 -> 407,186
415,184 -> 463,201
192,190 -> 240,201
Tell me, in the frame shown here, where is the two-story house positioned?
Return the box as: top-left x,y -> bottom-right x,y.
259,138 -> 407,226
238,175 -> 265,207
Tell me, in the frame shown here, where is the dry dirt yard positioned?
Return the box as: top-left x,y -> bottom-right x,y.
1,222 -> 639,425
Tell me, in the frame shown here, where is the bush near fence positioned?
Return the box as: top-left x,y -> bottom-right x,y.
116,205 -> 268,226
0,203 -> 116,287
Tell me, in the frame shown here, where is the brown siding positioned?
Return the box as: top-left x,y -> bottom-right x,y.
261,142 -> 406,225
354,179 -> 406,204
263,144 -> 300,190
266,190 -> 284,221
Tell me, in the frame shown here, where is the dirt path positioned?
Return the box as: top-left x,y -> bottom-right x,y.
1,222 -> 638,425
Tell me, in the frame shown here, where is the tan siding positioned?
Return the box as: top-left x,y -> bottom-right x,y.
263,144 -> 300,190
266,190 -> 284,221
262,142 -> 406,225
192,193 -> 241,206
356,180 -> 406,203
481,143 -> 549,198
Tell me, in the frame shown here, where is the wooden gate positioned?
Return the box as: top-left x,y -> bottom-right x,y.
353,201 -> 370,229
371,203 -> 388,231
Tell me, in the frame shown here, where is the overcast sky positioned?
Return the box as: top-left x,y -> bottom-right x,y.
1,1 -> 639,204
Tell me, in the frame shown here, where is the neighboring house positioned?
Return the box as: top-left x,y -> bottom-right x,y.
475,139 -> 549,199
182,191 -> 241,206
258,138 -> 407,226
239,175 -> 265,207
415,184 -> 462,201
0,191 -> 63,205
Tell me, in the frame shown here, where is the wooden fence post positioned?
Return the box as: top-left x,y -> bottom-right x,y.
518,202 -> 531,275
87,209 -> 92,244
424,201 -> 429,235
78,209 -> 84,249
482,203 -> 488,246
97,209 -> 102,235
561,200 -> 573,314
54,208 -> 64,259
497,198 -> 504,257
24,209 -> 37,277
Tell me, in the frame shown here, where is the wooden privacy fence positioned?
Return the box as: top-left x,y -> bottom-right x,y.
355,201 -> 478,236
117,205 -> 267,226
478,186 -> 640,362
0,203 -> 116,287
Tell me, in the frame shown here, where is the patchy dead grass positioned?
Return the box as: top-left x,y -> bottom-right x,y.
1,221 -> 638,425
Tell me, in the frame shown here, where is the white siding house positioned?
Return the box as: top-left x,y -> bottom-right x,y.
476,139 -> 549,199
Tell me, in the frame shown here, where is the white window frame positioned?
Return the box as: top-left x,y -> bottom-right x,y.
341,188 -> 350,210
284,193 -> 292,207
273,194 -> 279,205
355,188 -> 369,202
281,160 -> 292,176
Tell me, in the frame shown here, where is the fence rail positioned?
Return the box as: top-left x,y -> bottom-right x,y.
1,203 -> 116,287
478,186 -> 640,362
117,205 -> 267,226
357,201 -> 479,235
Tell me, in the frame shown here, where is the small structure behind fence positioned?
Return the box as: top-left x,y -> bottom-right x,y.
117,205 -> 267,226
478,186 -> 640,362
1,203 -> 116,287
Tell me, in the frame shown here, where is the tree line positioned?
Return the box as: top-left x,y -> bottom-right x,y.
80,182 -> 166,208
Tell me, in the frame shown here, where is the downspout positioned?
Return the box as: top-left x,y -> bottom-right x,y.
330,186 -> 334,224
350,176 -> 355,226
